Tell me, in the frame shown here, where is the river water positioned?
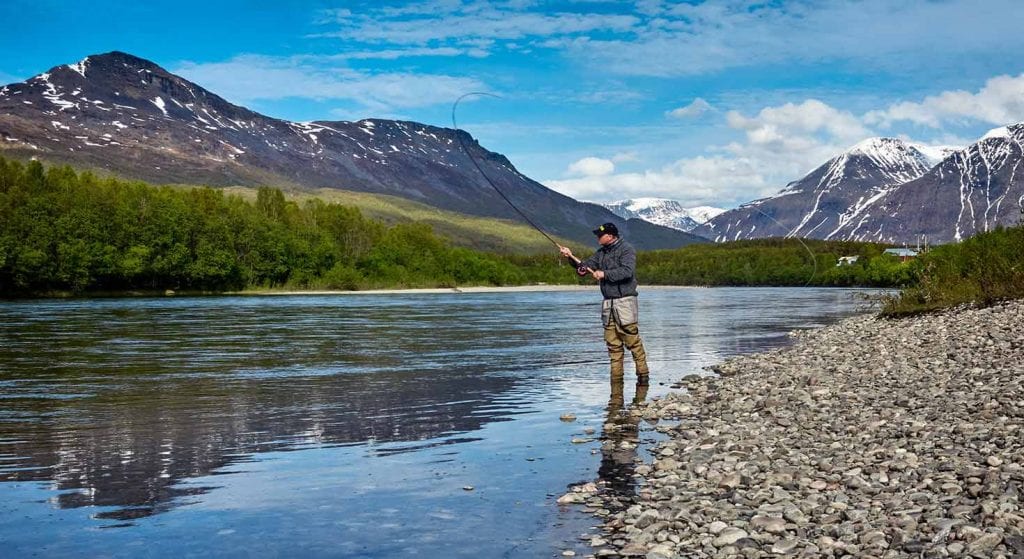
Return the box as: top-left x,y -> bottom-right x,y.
0,287 -> 878,558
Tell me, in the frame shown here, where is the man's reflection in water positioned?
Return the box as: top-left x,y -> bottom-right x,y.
597,378 -> 649,506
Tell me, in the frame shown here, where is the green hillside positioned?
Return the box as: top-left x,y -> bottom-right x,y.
221,186 -> 572,255
0,158 -> 577,295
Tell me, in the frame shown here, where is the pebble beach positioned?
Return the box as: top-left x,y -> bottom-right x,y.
564,299 -> 1024,558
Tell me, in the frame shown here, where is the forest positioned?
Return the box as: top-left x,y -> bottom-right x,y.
0,157 -> 930,297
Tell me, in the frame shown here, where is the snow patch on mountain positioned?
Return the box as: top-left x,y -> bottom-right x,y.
910,143 -> 960,166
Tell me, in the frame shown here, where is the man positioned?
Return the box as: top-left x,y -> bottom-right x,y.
559,223 -> 650,385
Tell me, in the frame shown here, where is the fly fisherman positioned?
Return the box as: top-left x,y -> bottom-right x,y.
559,223 -> 650,385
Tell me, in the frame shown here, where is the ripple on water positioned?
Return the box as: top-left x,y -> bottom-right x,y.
0,288 -> 881,558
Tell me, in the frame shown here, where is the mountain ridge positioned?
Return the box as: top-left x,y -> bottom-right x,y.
693,137 -> 934,242
600,198 -> 724,232
692,129 -> 1024,245
0,51 -> 705,250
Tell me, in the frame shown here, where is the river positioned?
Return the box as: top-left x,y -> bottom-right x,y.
0,287 -> 879,557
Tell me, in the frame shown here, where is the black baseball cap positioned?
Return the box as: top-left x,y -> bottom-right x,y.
593,222 -> 619,236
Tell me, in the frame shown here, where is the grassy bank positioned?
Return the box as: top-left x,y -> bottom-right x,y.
881,224 -> 1024,316
639,238 -> 912,287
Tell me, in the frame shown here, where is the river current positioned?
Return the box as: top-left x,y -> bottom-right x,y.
0,287 -> 878,557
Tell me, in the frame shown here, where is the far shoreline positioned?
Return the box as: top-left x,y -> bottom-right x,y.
3,284 -> 883,300
236,284 -> 723,296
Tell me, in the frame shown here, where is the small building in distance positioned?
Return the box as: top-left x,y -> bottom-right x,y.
837,256 -> 860,266
884,248 -> 919,262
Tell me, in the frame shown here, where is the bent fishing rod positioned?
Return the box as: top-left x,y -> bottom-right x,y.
451,92 -> 563,249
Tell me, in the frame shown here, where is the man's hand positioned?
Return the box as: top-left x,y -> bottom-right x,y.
591,270 -> 605,280
558,245 -> 574,259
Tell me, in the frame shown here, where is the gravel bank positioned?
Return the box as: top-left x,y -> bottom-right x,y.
569,299 -> 1024,558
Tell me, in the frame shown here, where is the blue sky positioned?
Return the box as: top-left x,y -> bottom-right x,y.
3,0 -> 1024,208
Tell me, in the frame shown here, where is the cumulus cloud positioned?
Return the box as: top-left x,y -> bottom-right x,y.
546,98 -> 871,205
174,55 -> 486,113
865,73 -> 1024,128
726,99 -> 869,155
567,156 -> 615,176
667,98 -> 711,119
546,156 -> 767,206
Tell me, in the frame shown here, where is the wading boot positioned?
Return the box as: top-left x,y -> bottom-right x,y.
635,359 -> 650,386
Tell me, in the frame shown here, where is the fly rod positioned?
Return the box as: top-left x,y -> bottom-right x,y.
451,92 -> 561,248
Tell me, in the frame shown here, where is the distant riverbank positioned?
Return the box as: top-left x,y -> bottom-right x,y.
238,284 -> 589,296
238,284 -> 721,296
574,299 -> 1024,558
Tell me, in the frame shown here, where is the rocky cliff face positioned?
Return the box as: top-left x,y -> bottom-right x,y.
0,52 -> 704,249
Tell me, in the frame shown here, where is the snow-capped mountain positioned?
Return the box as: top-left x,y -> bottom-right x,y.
601,198 -> 725,232
0,52 -> 704,250
841,124 -> 1024,243
692,138 -> 936,242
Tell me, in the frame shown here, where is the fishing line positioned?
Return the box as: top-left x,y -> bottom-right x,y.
751,207 -> 818,286
451,92 -> 561,248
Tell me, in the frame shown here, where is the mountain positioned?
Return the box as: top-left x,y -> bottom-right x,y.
0,52 -> 704,250
601,198 -> 725,232
841,124 -> 1024,243
692,138 -> 935,242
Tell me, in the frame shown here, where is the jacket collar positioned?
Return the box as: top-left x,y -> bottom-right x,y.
601,237 -> 622,251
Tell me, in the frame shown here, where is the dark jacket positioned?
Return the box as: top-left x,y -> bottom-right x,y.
579,238 -> 639,300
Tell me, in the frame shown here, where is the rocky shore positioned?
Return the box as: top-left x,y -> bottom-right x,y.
567,299 -> 1024,558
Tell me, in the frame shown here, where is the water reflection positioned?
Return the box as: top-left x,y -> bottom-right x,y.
597,379 -> 649,505
0,368 -> 519,520
0,288 -> 879,557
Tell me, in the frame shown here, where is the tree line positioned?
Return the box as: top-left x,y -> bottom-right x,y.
638,238 -> 914,287
1,157 -> 925,297
0,158 -> 569,295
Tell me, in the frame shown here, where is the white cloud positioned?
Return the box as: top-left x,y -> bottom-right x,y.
726,99 -> 869,152
865,73 -> 1024,128
174,55 -> 486,113
331,47 -> 466,60
563,0 -> 1024,77
546,98 -> 870,206
667,98 -> 711,119
307,0 -> 1024,78
567,156 -> 615,176
316,2 -> 638,48
546,156 -> 767,206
